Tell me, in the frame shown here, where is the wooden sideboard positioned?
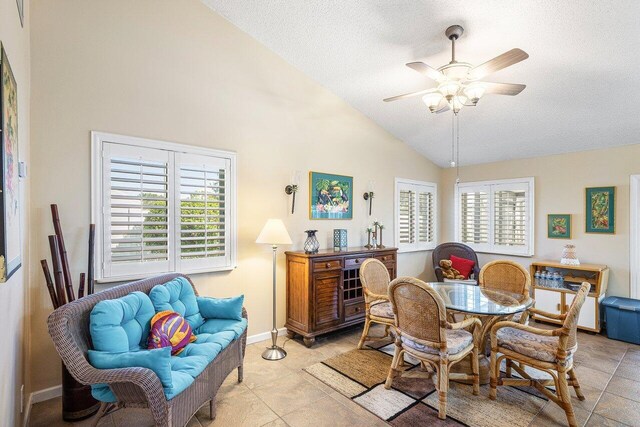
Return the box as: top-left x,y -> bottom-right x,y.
285,247 -> 398,347
530,261 -> 609,333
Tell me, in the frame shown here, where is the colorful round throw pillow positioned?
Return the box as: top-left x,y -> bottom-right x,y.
147,310 -> 196,355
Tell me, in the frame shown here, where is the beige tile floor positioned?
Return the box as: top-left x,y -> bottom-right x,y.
29,324 -> 640,427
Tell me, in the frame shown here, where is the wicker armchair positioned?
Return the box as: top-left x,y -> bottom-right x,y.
432,243 -> 480,283
357,259 -> 394,349
489,282 -> 590,427
47,273 -> 247,427
479,260 -> 531,324
384,277 -> 481,420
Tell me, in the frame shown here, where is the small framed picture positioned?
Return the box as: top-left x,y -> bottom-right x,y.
585,186 -> 615,234
309,171 -> 353,220
548,214 -> 571,239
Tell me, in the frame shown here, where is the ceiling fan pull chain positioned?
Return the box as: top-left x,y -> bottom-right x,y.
456,113 -> 461,184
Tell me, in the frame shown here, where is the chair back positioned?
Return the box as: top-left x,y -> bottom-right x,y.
561,282 -> 591,350
360,258 -> 390,302
388,277 -> 447,348
432,242 -> 480,282
479,260 -> 531,296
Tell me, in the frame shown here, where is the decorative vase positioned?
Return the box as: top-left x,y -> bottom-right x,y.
333,229 -> 348,251
304,230 -> 320,254
560,244 -> 580,265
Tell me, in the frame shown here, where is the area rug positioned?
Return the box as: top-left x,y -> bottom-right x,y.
304,341 -> 548,427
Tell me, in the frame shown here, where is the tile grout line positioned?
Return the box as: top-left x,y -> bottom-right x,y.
582,347 -> 629,426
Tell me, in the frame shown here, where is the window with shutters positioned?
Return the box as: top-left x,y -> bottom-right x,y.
395,179 -> 437,252
454,178 -> 534,256
92,132 -> 237,281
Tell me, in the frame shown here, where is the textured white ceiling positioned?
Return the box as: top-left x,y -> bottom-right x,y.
203,0 -> 640,167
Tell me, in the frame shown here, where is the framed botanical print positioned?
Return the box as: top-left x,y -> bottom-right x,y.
309,171 -> 353,220
548,214 -> 571,239
0,45 -> 22,281
585,186 -> 615,234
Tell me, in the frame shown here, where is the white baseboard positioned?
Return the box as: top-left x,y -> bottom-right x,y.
246,327 -> 287,345
26,328 -> 288,411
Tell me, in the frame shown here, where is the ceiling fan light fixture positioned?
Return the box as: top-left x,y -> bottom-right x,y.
464,83 -> 486,105
422,92 -> 443,112
438,81 -> 461,98
450,95 -> 467,114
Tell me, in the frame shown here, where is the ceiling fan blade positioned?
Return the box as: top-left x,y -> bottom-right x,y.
406,62 -> 444,82
469,48 -> 529,80
383,87 -> 436,102
483,82 -> 526,96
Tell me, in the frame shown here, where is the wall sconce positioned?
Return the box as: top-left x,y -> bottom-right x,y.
285,171 -> 301,214
363,180 -> 375,215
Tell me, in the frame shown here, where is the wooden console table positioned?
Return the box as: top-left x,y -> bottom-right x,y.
285,247 -> 397,347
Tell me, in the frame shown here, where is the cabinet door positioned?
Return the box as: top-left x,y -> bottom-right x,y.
534,289 -> 562,316
313,270 -> 342,330
565,294 -> 597,330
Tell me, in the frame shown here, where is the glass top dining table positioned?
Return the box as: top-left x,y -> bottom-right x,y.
428,282 -> 534,316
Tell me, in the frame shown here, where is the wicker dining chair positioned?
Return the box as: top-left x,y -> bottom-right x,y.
489,282 -> 590,427
479,260 -> 531,324
384,277 -> 481,420
357,258 -> 394,349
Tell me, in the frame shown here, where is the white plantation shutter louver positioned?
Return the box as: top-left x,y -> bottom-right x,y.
455,178 -> 534,256
94,133 -> 237,281
176,153 -> 231,272
395,179 -> 437,252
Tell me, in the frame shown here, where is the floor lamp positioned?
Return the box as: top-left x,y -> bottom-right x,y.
256,219 -> 292,360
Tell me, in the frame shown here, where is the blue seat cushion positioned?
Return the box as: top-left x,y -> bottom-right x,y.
197,295 -> 244,321
170,354 -> 209,378
91,370 -> 194,403
88,347 -> 173,388
177,340 -> 223,363
196,318 -> 248,339
149,278 -> 205,331
90,291 -> 155,352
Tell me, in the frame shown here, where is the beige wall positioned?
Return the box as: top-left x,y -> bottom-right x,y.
29,0 -> 440,392
441,144 -> 640,298
0,0 -> 30,424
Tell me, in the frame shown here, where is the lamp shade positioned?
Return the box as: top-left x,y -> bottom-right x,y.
256,219 -> 292,245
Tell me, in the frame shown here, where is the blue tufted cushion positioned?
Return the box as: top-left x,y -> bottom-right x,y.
170,354 -> 209,378
91,370 -> 194,403
197,318 -> 247,339
149,278 -> 205,331
88,347 -> 173,388
197,295 -> 244,321
90,291 -> 155,352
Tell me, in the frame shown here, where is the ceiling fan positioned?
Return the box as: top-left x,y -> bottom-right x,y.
383,25 -> 528,114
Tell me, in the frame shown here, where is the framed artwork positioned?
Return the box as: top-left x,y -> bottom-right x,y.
0,45 -> 21,281
548,214 -> 571,239
309,171 -> 353,220
585,186 -> 615,234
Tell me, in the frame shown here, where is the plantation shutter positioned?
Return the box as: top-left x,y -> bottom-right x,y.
493,182 -> 529,249
459,188 -> 489,246
395,180 -> 437,252
455,178 -> 534,256
102,143 -> 174,278
175,153 -> 231,272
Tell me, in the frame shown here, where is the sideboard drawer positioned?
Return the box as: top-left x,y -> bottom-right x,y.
313,259 -> 342,272
344,302 -> 365,320
345,255 -> 372,269
375,253 -> 396,264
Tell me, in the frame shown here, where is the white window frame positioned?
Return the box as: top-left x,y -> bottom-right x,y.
91,131 -> 237,282
394,178 -> 438,253
454,177 -> 534,257
631,175 -> 640,299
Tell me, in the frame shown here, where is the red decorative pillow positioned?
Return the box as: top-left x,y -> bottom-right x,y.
450,255 -> 475,279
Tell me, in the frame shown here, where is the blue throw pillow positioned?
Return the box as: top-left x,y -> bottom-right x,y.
88,347 -> 173,389
197,295 -> 244,321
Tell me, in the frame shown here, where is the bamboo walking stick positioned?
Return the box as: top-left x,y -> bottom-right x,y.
78,273 -> 86,299
51,204 -> 75,302
40,259 -> 59,309
49,235 -> 67,306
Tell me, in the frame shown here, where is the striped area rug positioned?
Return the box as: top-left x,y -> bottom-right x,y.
304,341 -> 547,426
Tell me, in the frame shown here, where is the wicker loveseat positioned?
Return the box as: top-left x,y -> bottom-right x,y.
47,273 -> 247,427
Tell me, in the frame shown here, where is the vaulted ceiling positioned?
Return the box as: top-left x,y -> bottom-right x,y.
203,0 -> 640,167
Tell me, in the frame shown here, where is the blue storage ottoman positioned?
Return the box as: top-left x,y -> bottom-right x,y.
601,296 -> 640,345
